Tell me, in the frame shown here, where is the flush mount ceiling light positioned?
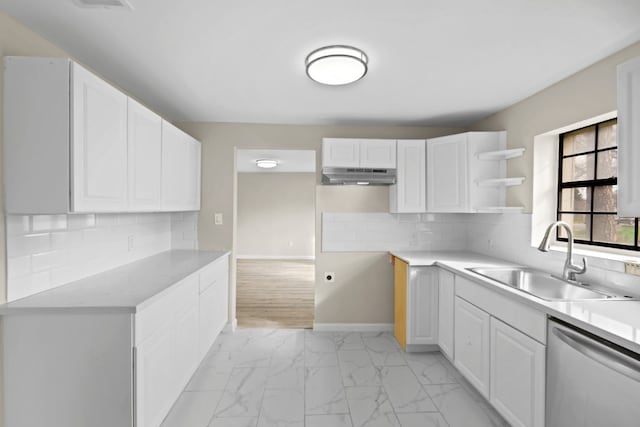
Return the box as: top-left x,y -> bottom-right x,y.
73,0 -> 134,9
255,159 -> 278,169
305,45 -> 368,86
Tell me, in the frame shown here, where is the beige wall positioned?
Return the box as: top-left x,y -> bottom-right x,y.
178,122 -> 463,324
0,12 -> 70,425
469,41 -> 640,212
237,172 -> 315,258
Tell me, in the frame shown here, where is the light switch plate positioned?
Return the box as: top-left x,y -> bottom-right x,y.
214,213 -> 223,225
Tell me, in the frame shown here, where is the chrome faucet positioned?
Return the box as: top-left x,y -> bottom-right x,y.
538,221 -> 587,282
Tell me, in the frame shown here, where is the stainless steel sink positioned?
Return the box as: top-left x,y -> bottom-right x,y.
467,267 -> 635,301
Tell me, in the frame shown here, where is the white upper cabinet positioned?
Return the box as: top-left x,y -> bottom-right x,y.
71,63 -> 129,212
427,131 -> 511,213
127,98 -> 163,211
427,133 -> 469,212
162,121 -> 201,211
3,56 -> 201,213
323,138 -> 360,167
390,140 -> 426,213
322,138 -> 396,168
617,56 -> 640,217
359,139 -> 397,168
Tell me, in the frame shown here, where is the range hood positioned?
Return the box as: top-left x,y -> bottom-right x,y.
321,167 -> 396,185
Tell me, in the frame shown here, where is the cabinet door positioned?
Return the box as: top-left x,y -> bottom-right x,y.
390,140 -> 426,213
394,258 -> 408,350
322,138 -> 360,168
490,318 -> 545,427
128,98 -> 162,211
161,121 -> 202,211
427,134 -> 469,212
454,297 -> 490,397
199,277 -> 229,359
71,62 -> 128,212
359,139 -> 396,168
174,303 -> 200,390
438,269 -> 455,360
135,326 -> 176,427
617,56 -> 640,217
407,267 -> 438,345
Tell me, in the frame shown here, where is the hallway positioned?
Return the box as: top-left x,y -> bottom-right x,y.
236,259 -> 315,328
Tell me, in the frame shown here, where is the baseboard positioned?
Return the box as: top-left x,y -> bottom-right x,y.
312,323 -> 394,332
223,318 -> 238,333
406,344 -> 440,353
236,255 -> 315,260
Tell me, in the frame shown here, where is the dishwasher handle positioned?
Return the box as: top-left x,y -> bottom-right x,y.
552,324 -> 640,383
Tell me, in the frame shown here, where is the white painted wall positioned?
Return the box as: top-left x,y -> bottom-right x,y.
237,172 -> 315,258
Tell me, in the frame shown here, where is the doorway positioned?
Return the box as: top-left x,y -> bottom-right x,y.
235,149 -> 316,328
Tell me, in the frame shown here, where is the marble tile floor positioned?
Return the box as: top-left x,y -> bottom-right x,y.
161,329 -> 509,427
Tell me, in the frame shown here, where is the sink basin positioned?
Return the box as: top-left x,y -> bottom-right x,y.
467,267 -> 634,301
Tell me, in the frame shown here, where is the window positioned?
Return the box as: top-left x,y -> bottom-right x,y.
557,118 -> 640,250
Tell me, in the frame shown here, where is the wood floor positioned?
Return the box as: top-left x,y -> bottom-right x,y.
236,259 -> 315,328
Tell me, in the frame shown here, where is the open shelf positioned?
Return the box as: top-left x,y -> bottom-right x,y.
476,177 -> 525,187
476,147 -> 525,161
475,206 -> 525,213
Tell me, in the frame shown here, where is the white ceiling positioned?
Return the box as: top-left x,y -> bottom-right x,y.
2,1 -> 640,126
236,149 -> 316,173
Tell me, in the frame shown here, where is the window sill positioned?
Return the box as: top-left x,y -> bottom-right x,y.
545,243 -> 640,264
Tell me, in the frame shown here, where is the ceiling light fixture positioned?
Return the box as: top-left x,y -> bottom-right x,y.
305,45 -> 368,86
73,0 -> 134,10
256,159 -> 278,169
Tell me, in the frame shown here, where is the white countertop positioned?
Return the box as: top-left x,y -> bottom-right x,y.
0,250 -> 230,314
391,250 -> 640,354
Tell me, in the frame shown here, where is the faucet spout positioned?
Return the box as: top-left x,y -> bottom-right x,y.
538,221 -> 587,281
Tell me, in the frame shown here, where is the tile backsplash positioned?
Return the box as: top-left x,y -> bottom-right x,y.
171,212 -> 199,250
322,212 -> 468,252
6,212 -> 198,302
466,213 -> 640,294
323,211 -> 640,294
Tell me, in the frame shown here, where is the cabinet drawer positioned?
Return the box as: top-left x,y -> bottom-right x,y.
456,275 -> 546,344
199,257 -> 228,293
135,274 -> 199,345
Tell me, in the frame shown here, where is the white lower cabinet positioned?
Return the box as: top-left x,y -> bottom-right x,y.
174,302 -> 200,389
136,255 -> 229,427
437,269 -> 455,360
135,273 -> 204,427
1,254 -> 229,427
452,274 -> 547,427
407,267 -> 439,346
136,325 -> 177,427
490,317 -> 545,427
454,296 -> 491,397
198,259 -> 230,359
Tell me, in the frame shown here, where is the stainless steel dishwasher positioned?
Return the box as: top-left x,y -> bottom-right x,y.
547,318 -> 640,427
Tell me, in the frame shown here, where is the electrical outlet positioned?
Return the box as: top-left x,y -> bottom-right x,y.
625,261 -> 640,276
214,213 -> 223,225
127,235 -> 134,252
324,272 -> 335,283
